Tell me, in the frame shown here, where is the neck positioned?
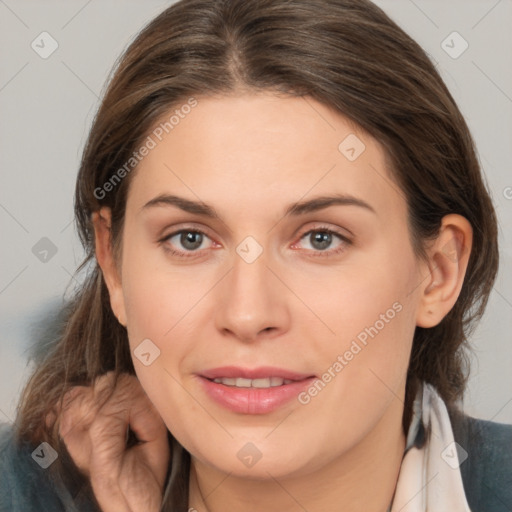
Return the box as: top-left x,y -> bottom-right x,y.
188,398 -> 406,512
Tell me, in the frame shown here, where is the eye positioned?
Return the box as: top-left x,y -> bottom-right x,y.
159,225 -> 352,259
293,226 -> 351,257
160,229 -> 214,257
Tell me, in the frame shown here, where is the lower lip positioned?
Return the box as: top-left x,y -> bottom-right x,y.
197,376 -> 317,414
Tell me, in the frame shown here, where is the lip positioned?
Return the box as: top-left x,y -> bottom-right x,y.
197,366 -> 317,414
200,366 -> 315,381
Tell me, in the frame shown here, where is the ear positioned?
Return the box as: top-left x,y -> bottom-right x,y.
416,214 -> 473,328
91,207 -> 127,327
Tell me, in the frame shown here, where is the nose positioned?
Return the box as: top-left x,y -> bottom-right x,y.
214,245 -> 291,343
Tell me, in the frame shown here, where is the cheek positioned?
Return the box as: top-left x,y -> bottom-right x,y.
123,274 -> 171,345
307,250 -> 419,400
120,255 -> 198,433
120,240 -> 193,343
303,261 -> 414,350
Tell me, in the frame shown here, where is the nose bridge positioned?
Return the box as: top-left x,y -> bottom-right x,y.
215,237 -> 288,341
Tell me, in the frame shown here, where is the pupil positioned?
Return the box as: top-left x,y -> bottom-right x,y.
312,232 -> 331,250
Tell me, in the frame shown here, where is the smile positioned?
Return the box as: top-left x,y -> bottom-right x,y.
198,374 -> 317,414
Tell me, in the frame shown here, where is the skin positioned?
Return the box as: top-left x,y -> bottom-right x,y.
91,92 -> 472,511
56,373 -> 169,512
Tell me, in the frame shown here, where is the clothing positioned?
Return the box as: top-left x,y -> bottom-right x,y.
388,382 -> 512,511
449,406 -> 512,511
1,383 -> 511,511
390,381 -> 471,510
0,423 -> 100,512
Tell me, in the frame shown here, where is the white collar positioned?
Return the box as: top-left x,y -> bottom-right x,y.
389,382 -> 472,511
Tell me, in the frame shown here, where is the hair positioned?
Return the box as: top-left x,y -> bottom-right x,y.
14,0 -> 499,510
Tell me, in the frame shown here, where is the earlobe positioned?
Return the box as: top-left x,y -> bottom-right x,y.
416,214 -> 472,328
91,207 -> 127,327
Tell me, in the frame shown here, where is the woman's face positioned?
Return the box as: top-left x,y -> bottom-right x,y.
111,93 -> 431,478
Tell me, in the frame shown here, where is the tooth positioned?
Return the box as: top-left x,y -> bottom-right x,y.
235,377 -> 252,387
252,378 -> 272,388
211,376 -> 296,387
270,377 -> 285,386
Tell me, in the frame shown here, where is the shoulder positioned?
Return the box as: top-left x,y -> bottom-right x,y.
0,422 -> 99,512
0,421 -> 27,511
449,409 -> 512,512
0,421 -> 63,511
0,423 -> 14,506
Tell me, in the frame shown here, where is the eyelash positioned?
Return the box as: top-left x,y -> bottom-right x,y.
159,225 -> 352,259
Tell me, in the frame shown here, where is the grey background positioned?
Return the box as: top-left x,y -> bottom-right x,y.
1,0 -> 511,425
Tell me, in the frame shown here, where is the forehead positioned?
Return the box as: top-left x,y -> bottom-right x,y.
127,93 -> 406,223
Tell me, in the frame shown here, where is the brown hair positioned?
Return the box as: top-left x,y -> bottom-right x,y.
15,0 -> 499,509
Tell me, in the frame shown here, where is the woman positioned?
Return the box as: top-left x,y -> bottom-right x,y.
1,0 -> 510,510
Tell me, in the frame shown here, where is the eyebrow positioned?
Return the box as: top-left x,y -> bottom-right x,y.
141,193 -> 376,218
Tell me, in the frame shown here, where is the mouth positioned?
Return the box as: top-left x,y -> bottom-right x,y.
197,366 -> 317,414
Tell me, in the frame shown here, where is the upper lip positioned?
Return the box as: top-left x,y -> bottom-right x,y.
200,366 -> 316,381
